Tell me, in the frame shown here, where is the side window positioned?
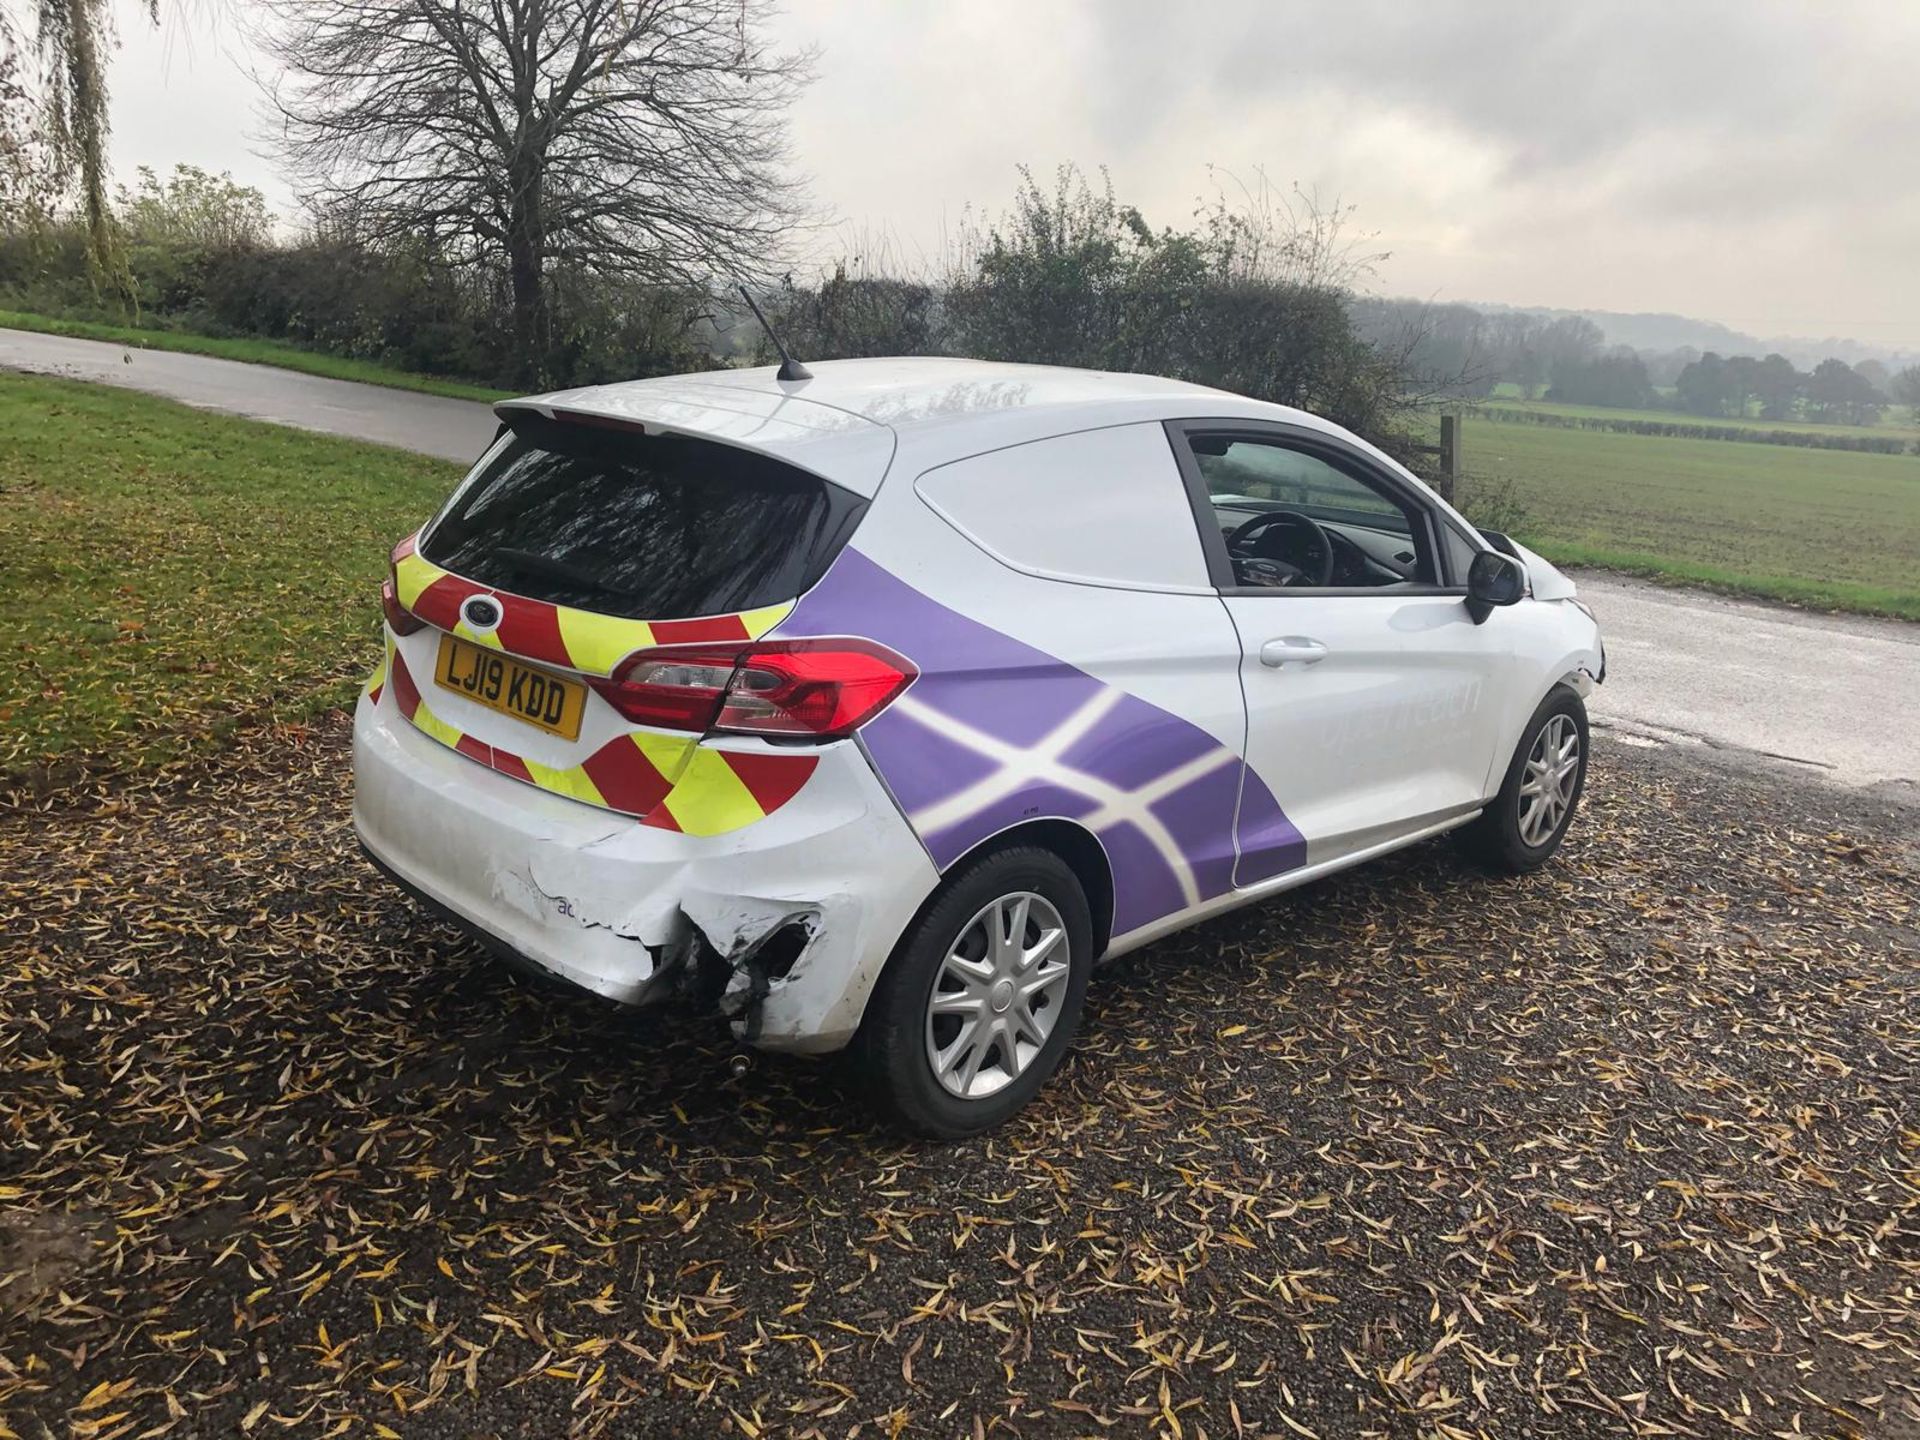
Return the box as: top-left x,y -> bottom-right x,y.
1185,434 -> 1438,591
1440,524 -> 1482,586
915,423 -> 1211,591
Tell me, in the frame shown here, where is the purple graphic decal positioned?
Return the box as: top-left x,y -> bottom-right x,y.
1148,759 -> 1243,903
1096,822 -> 1187,936
778,548 -> 1307,936
1233,783 -> 1305,887
863,705 -> 1003,816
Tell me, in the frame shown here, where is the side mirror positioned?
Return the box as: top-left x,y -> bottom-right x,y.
1465,550 -> 1527,624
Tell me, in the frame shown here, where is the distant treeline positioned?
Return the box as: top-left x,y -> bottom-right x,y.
1354,298 -> 1918,426
1479,407 -> 1916,456
0,165 -> 1442,457
9,164 -> 1911,453
0,168 -> 717,390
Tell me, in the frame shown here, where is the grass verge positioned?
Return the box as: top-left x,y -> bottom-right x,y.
0,307 -> 513,403
1525,541 -> 1920,620
0,371 -> 460,792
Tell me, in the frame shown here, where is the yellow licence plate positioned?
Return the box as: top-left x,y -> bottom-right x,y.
434,634 -> 586,740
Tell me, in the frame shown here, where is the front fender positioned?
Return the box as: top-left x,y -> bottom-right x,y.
1511,541 -> 1579,601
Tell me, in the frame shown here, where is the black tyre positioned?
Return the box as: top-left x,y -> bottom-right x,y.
855,846 -> 1092,1139
1457,686 -> 1589,874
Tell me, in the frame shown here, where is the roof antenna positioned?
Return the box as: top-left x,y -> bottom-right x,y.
736,283 -> 812,382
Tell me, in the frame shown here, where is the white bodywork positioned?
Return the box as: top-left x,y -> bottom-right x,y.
353,358 -> 1605,1051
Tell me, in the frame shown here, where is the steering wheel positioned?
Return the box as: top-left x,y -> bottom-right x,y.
1227,509 -> 1336,587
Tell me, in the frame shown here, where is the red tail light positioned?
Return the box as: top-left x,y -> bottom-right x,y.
589,648 -> 738,732
382,566 -> 424,636
589,640 -> 916,739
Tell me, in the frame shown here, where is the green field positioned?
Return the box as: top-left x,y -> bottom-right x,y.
1479,395 -> 1919,444
0,308 -> 513,403
0,372 -> 459,790
1460,419 -> 1920,618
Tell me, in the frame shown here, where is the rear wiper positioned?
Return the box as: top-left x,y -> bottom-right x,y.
493,547 -> 639,602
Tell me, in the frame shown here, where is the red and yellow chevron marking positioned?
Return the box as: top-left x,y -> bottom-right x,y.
391,535 -> 792,677
382,645 -> 817,834
639,744 -> 820,836
364,636 -> 390,705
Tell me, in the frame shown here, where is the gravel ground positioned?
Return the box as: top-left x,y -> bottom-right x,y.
2,720 -> 1916,1439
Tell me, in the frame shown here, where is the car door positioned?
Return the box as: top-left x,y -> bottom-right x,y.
1166,421 -> 1513,883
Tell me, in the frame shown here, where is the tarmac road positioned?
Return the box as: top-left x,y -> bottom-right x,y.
1571,572 -> 1917,799
0,326 -> 498,461
5,325 -> 1915,799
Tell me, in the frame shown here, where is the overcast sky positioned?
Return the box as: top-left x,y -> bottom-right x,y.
105,0 -> 1920,349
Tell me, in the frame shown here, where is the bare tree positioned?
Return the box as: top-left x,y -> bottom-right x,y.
1198,166 -> 1390,293
259,0 -> 812,383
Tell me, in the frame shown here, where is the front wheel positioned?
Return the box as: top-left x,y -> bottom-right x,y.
855,846 -> 1092,1139
1458,687 -> 1589,874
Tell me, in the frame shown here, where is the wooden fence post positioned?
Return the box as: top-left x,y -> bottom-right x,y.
1436,413 -> 1461,503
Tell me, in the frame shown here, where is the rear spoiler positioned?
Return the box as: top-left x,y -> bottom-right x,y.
485,393 -> 895,498
494,403 -> 653,440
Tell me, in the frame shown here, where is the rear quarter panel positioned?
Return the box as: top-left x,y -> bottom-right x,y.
772,422 -> 1281,943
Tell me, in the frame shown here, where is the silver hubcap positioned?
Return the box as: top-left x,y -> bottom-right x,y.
1519,713 -> 1581,846
924,892 -> 1070,1100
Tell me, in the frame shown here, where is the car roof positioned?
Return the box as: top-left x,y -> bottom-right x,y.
503,357 -> 1346,497
680,357 -> 1225,422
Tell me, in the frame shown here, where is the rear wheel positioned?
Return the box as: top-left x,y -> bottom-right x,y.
856,847 -> 1092,1139
1458,687 -> 1589,874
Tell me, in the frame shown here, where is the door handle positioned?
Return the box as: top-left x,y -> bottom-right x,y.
1259,636 -> 1328,668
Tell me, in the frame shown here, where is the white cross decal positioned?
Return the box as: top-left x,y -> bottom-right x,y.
894,691 -> 1239,909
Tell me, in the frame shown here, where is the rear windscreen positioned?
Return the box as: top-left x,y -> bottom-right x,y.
420,416 -> 865,620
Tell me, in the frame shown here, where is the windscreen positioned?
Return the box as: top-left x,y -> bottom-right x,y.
421,416 -> 864,621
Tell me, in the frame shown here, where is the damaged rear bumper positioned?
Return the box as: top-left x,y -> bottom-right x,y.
351,695 -> 939,1053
